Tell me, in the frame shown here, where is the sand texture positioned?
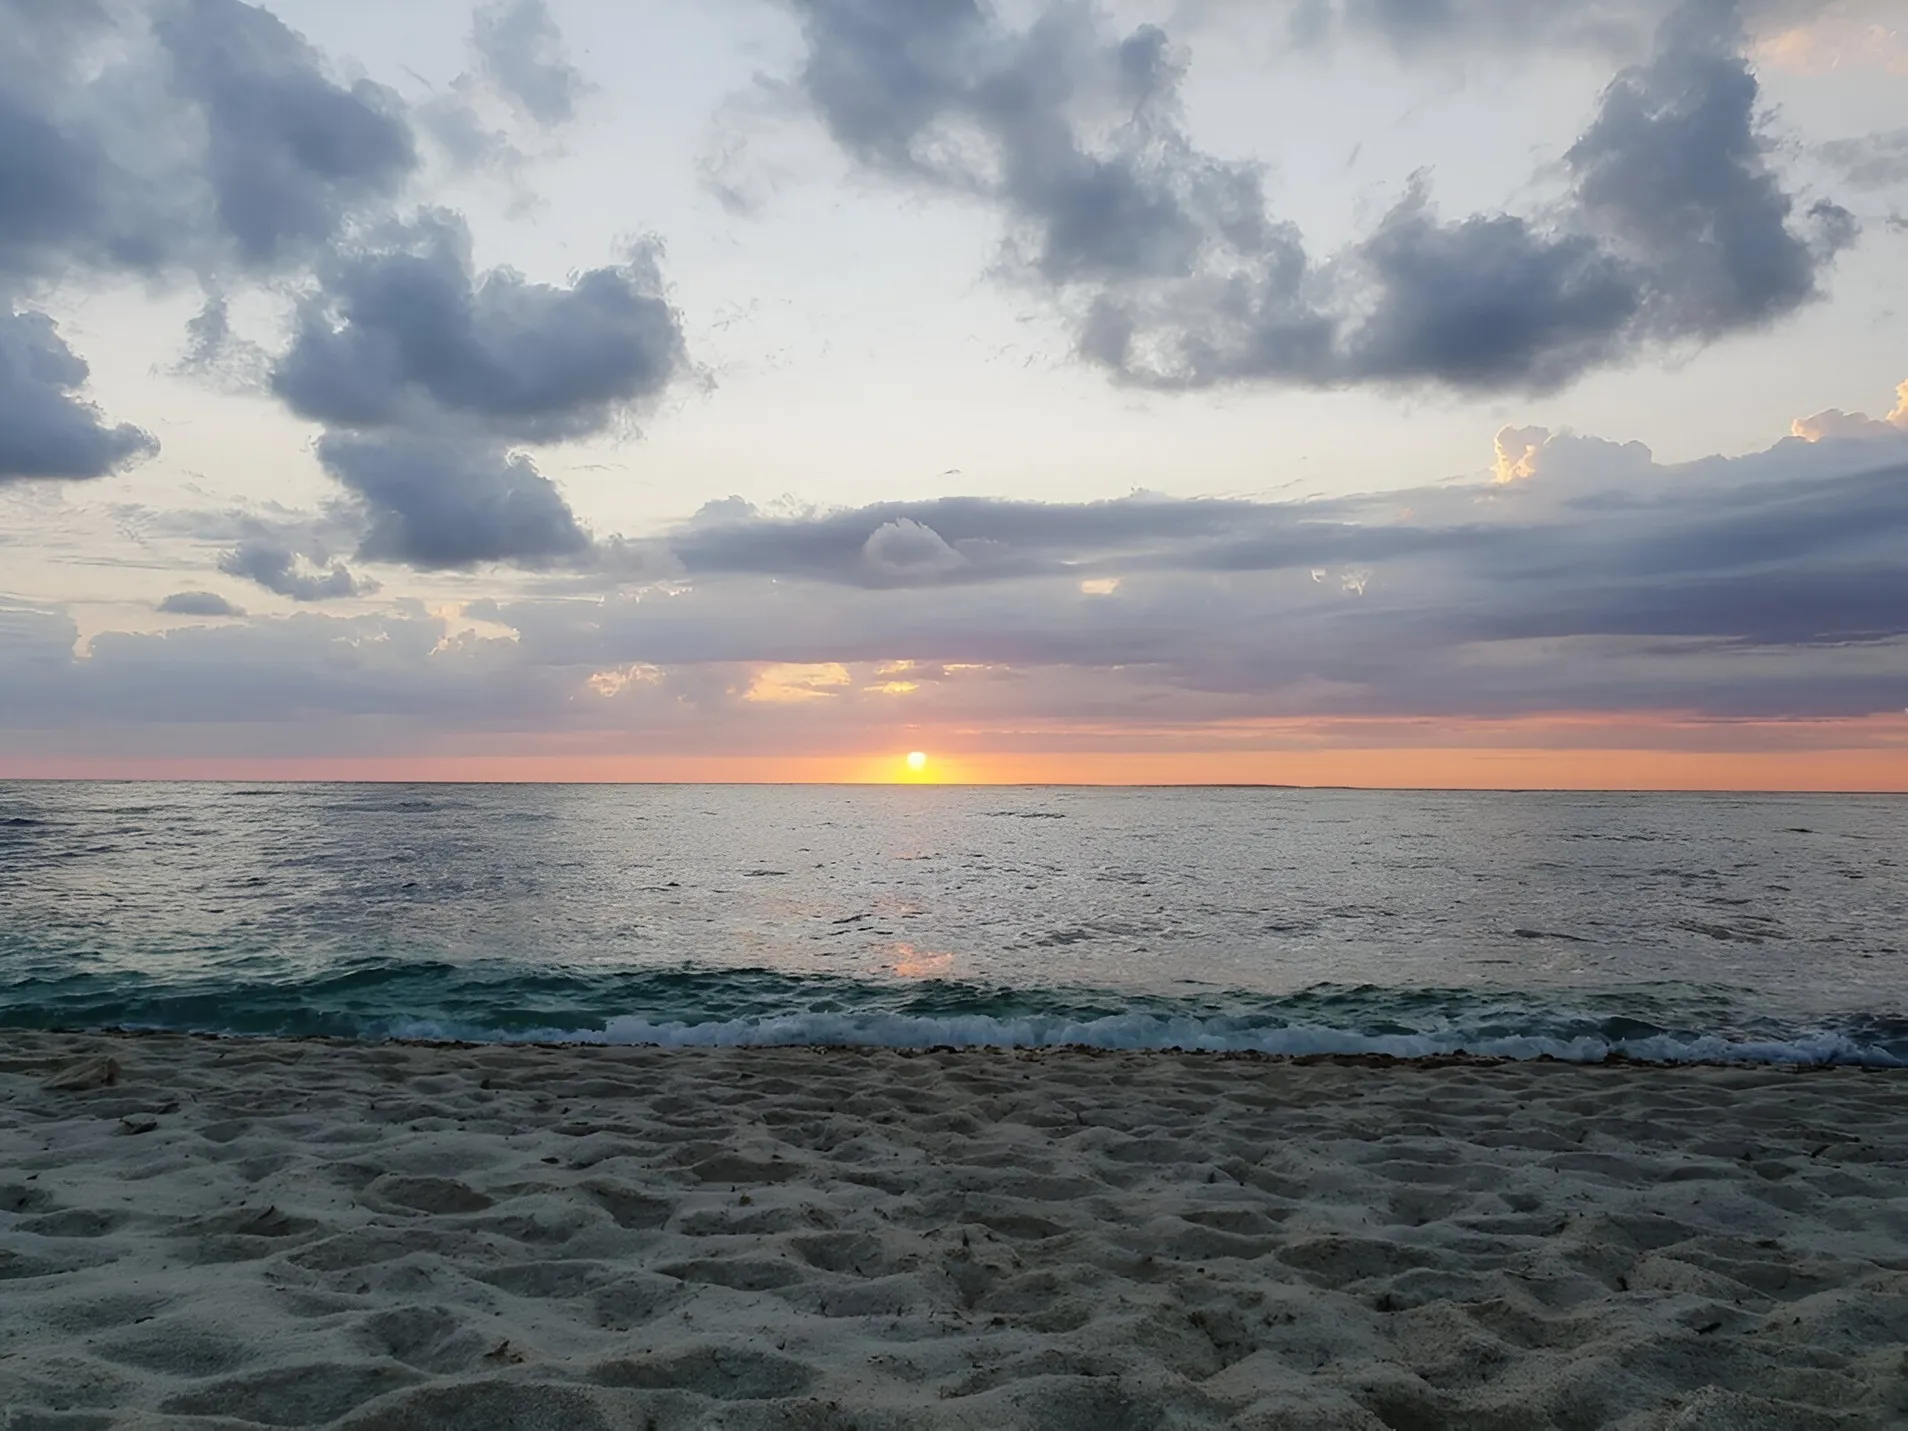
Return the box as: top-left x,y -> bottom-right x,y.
3,1033 -> 1908,1429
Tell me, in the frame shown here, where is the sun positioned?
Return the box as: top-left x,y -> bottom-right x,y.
906,751 -> 928,772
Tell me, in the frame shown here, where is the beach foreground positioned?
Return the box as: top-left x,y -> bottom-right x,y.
3,1034 -> 1906,1429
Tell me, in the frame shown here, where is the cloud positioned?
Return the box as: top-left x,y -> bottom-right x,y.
150,0 -> 417,268
783,0 -> 1854,395
1281,0 -> 1672,55
659,490 -> 1455,587
414,93 -> 521,173
0,309 -> 157,482
171,292 -> 269,388
0,0 -> 420,289
1563,5 -> 1854,342
157,590 -> 245,617
408,0 -> 589,175
1492,426 -> 1550,484
861,518 -> 968,580
583,444 -> 1908,723
0,0 -> 690,545
1279,0 -> 1868,60
218,539 -> 377,601
1791,380 -> 1908,441
1753,3 -> 1908,74
743,662 -> 853,703
1325,189 -> 1641,392
606,423 -> 1908,726
1820,128 -> 1908,191
315,429 -> 593,570
0,8 -> 170,287
5,394 -> 1908,752
472,0 -> 585,126
0,0 -> 432,484
0,605 -> 549,738
264,210 -> 688,571
1491,424 -> 1657,484
272,212 -> 685,444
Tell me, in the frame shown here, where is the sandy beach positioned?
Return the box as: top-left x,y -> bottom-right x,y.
3,1033 -> 1906,1429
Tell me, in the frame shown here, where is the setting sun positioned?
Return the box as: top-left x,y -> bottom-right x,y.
906,751 -> 928,772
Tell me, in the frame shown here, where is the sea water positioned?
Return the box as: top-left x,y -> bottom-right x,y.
1,782 -> 1903,1065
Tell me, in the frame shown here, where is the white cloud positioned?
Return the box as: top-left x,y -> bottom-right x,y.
1792,379 -> 1908,441
861,518 -> 967,580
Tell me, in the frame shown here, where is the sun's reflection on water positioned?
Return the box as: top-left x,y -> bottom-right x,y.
889,942 -> 955,978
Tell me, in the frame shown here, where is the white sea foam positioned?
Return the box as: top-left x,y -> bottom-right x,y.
377,1010 -> 1908,1067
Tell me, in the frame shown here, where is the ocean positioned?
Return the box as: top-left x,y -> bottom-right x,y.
1,782 -> 1903,1065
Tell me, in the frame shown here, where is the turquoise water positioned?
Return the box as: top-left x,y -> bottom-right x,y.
1,783 -> 1904,1064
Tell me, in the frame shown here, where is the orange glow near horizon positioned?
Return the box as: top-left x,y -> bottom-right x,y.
3,711 -> 1906,789
892,748 -> 957,783
5,738 -> 1908,790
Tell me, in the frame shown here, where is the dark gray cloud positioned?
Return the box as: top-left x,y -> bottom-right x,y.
157,590 -> 245,617
1821,129 -> 1908,191
654,440 -> 1908,628
1320,194 -> 1641,392
1,0 -> 687,554
1,0 -> 419,287
0,310 -> 157,482
218,539 -> 377,601
1279,0 -> 1838,57
0,87 -> 119,281
269,210 -> 687,571
1,0 -> 112,63
316,429 -> 592,570
785,0 -> 1854,394
530,430 -> 1908,723
561,440 -> 1908,722
473,0 -> 585,125
272,213 -> 685,443
791,3 -> 1283,287
151,0 -> 417,268
5,422 -> 1907,746
0,1 -> 162,285
1564,8 -> 1852,341
1283,0 -> 1668,54
1565,463 -> 1908,585
660,489 -> 1490,587
0,0 -> 436,487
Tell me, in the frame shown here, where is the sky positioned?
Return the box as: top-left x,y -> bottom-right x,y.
2,0 -> 1906,787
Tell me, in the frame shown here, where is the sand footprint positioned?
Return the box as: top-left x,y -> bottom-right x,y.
588,1344 -> 816,1400
362,1175 -> 494,1215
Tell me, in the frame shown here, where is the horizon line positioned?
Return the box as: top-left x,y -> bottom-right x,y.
2,777 -> 1904,796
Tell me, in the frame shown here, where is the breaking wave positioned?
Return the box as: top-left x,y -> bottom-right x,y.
4,961 -> 1905,1067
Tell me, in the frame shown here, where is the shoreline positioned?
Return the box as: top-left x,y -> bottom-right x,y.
22,1023 -> 1908,1072
5,1030 -> 1907,1428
